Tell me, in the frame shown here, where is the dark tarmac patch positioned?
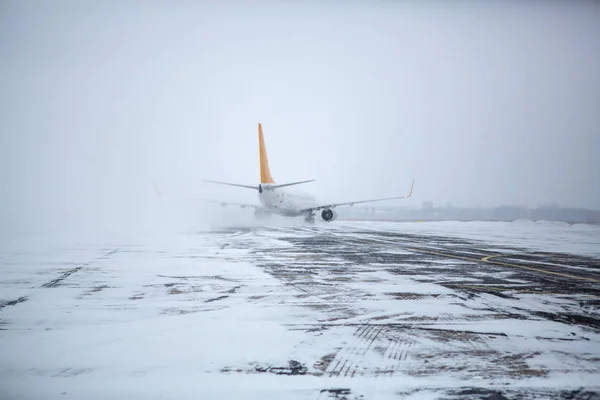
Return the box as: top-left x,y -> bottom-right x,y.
40,248 -> 121,288
560,388 -> 600,400
88,285 -> 109,293
268,360 -> 308,375
283,323 -> 509,338
77,285 -> 111,298
221,360 -> 309,375
313,353 -> 336,373
319,388 -> 355,399
530,311 -> 600,332
50,368 -> 93,377
99,249 -> 120,259
157,274 -> 236,282
161,306 -> 226,315
514,252 -> 600,270
265,228 -> 600,332
385,292 -> 458,300
224,285 -> 241,294
205,295 -> 228,303
248,295 -> 266,300
442,285 -> 519,300
444,388 -> 511,400
0,296 -> 28,310
41,266 -> 84,288
579,299 -> 600,308
218,225 -> 599,387
396,388 -> 600,400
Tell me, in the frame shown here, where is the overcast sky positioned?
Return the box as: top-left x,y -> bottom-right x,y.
1,0 -> 599,236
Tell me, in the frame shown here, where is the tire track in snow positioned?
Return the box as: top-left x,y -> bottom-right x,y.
326,324 -> 383,378
347,325 -> 383,377
0,296 -> 28,311
40,248 -> 121,288
378,332 -> 415,377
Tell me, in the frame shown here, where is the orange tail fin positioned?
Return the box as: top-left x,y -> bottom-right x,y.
258,123 -> 275,184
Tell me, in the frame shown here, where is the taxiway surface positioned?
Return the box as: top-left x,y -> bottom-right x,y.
1,220 -> 599,399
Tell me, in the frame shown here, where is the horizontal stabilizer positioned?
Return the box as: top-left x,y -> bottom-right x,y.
266,180 -> 315,190
202,180 -> 258,190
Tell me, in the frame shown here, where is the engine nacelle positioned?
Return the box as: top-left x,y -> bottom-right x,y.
321,208 -> 337,222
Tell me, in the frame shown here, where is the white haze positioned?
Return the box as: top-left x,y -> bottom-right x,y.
1,0 -> 599,240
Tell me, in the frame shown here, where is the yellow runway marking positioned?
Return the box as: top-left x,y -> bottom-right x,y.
482,257 -> 600,283
408,246 -> 600,283
448,284 -> 546,292
348,236 -> 600,283
445,284 -> 600,296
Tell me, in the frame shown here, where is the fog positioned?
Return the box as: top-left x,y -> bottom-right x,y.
1,1 -> 599,239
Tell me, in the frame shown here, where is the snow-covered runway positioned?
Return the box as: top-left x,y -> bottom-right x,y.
1,220 -> 599,399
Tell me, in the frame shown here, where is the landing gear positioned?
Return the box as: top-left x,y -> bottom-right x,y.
304,212 -> 315,224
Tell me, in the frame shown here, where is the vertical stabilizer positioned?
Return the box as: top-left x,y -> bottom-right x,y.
258,123 -> 275,184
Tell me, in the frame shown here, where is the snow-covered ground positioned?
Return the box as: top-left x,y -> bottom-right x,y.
1,220 -> 599,399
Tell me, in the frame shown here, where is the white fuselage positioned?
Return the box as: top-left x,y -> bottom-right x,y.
258,184 -> 318,217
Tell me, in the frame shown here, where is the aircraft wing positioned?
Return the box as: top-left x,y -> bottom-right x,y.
300,178 -> 415,213
152,180 -> 262,210
198,198 -> 263,210
162,195 -> 263,210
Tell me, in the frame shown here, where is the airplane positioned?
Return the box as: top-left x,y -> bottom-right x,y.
201,123 -> 415,223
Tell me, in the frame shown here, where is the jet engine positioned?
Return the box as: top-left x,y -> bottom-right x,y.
321,208 -> 337,222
